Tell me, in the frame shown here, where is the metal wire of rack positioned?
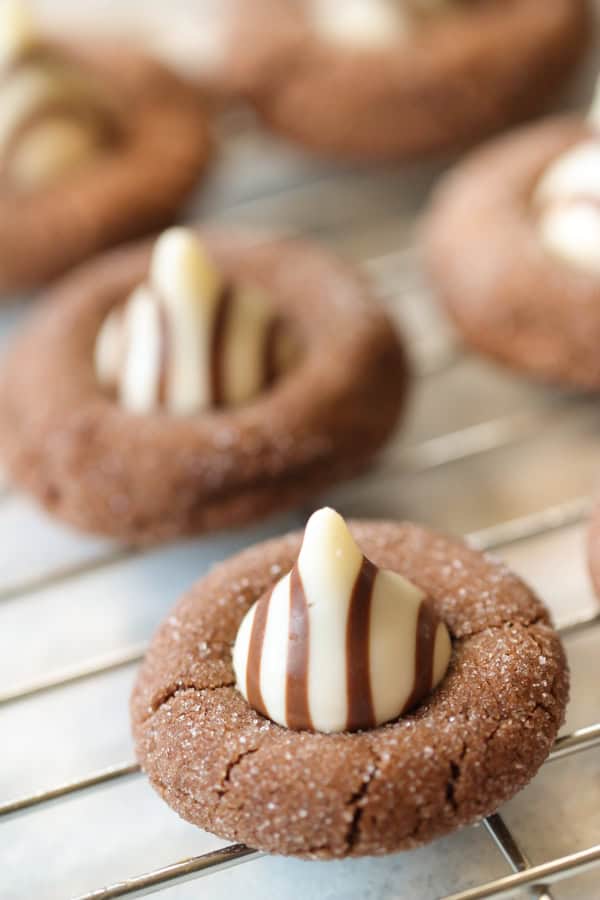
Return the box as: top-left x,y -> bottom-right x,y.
3,123 -> 600,899
2,534 -> 600,900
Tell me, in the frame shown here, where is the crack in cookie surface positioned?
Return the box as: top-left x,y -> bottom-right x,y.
344,753 -> 380,853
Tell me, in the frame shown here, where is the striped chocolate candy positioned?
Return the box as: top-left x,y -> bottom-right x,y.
535,82 -> 600,277
95,228 -> 285,416
0,1 -> 120,189
310,0 -> 408,49
233,507 -> 452,733
309,0 -> 459,51
0,0 -> 35,68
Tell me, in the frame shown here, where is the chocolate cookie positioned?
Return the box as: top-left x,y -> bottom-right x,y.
422,115 -> 600,389
131,520 -> 568,858
218,0 -> 588,161
0,232 -> 408,543
0,40 -> 211,293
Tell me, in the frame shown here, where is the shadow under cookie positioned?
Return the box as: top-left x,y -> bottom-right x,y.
131,520 -> 568,858
0,231 -> 409,543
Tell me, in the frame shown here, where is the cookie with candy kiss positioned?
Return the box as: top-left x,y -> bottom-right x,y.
423,72 -> 600,390
0,0 -> 122,191
0,229 -> 408,541
216,0 -> 588,161
131,512 -> 568,857
0,1 -> 210,293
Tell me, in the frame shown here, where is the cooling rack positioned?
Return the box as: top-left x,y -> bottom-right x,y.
3,95 -> 600,900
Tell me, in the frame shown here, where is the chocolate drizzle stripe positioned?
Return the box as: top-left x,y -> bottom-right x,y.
286,564 -> 312,730
402,598 -> 438,715
210,284 -> 233,407
262,316 -> 281,389
116,306 -> 129,395
345,557 -> 377,732
155,296 -> 170,408
245,591 -> 272,719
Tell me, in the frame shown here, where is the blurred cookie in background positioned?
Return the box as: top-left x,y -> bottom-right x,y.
0,227 -> 409,543
423,75 -> 600,390
0,1 -> 211,294
206,0 -> 590,161
31,0 -> 236,103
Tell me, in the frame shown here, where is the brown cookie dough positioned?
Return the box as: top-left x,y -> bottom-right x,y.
422,116 -> 600,389
0,232 -> 408,543
131,520 -> 568,858
217,0 -> 588,161
0,41 -> 211,294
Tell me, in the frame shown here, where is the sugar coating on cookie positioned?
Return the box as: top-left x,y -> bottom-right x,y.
233,507 -> 451,732
0,0 -> 121,190
131,519 -> 568,858
535,79 -> 600,275
95,228 -> 290,415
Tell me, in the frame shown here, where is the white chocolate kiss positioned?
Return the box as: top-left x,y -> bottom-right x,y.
310,0 -> 455,49
0,0 -> 35,68
535,79 -> 600,276
0,1 -> 117,189
233,508 -> 452,733
95,228 -> 285,415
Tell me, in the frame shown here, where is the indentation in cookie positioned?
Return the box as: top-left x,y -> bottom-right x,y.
535,79 -> 600,275
0,0 -> 122,190
233,507 -> 452,733
95,227 -> 296,415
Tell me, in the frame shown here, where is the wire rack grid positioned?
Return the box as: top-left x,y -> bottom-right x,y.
2,110 -> 600,899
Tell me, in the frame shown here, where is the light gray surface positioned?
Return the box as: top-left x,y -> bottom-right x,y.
3,3 -> 600,899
